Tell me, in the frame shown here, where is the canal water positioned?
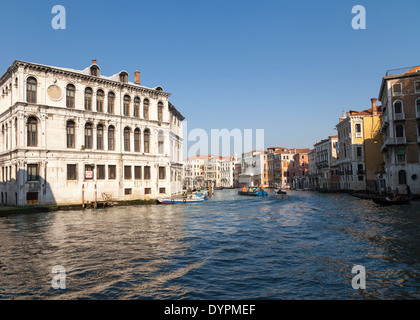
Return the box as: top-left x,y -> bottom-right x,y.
1,189 -> 420,300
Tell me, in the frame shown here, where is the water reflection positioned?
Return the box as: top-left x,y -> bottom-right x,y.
1,189 -> 420,299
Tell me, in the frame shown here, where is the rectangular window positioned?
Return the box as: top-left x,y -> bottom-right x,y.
85,165 -> 94,180
135,166 -> 142,180
97,165 -> 105,180
356,147 -> 362,158
145,188 -> 151,195
144,166 -> 151,180
67,164 -> 77,180
415,81 -> 420,93
392,83 -> 402,96
358,176 -> 364,181
124,166 -> 132,179
355,123 -> 361,133
124,188 -> 132,195
27,164 -> 38,181
159,167 -> 166,180
159,188 -> 166,194
108,165 -> 116,180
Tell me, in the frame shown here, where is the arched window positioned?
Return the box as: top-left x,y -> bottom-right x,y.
134,97 -> 140,117
27,117 -> 37,147
108,126 -> 115,151
144,129 -> 150,153
85,88 -> 93,111
97,90 -> 104,112
394,101 -> 403,114
158,130 -> 164,154
97,124 -> 104,150
66,84 -> 75,108
123,95 -> 130,116
398,170 -> 407,185
395,124 -> 404,137
26,77 -> 37,103
66,121 -> 75,148
158,102 -> 163,122
108,92 -> 115,114
84,123 -> 93,149
134,128 -> 141,152
143,99 -> 149,120
124,127 -> 131,151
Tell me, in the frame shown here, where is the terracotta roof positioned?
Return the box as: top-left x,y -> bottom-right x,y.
349,105 -> 382,116
404,65 -> 420,74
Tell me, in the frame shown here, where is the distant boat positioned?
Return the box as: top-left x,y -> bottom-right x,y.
372,196 -> 410,206
274,189 -> 289,199
158,197 -> 205,204
238,188 -> 268,196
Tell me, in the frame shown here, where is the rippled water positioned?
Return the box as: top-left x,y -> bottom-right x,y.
1,189 -> 420,300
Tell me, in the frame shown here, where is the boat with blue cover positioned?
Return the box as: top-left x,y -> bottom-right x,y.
238,187 -> 268,196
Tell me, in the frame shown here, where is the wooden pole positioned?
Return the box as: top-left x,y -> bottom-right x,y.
82,184 -> 85,209
94,183 -> 97,209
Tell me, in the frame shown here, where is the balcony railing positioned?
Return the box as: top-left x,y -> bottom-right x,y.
394,113 -> 405,121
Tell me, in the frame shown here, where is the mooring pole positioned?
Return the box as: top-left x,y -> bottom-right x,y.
94,183 -> 97,209
82,184 -> 85,209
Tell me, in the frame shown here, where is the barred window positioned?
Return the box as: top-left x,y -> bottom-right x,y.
144,166 -> 151,180
97,165 -> 105,179
135,166 -> 142,180
67,164 -> 77,180
124,166 -> 132,179
108,165 -> 116,180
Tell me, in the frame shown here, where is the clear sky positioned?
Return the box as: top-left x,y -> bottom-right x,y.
1,0 -> 419,152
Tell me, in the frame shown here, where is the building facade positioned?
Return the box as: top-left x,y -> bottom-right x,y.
379,65 -> 420,195
0,60 -> 184,206
313,136 -> 338,191
336,99 -> 383,192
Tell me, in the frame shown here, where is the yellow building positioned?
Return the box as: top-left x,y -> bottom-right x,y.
336,99 -> 384,192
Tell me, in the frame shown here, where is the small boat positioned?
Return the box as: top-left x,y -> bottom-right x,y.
274,189 -> 289,199
372,196 -> 410,206
157,197 -> 205,204
238,187 -> 268,196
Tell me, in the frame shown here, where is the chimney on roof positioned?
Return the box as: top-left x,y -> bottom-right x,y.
371,98 -> 378,115
92,59 -> 97,65
134,71 -> 140,85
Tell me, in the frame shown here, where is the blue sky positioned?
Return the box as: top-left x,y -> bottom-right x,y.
1,0 -> 419,152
